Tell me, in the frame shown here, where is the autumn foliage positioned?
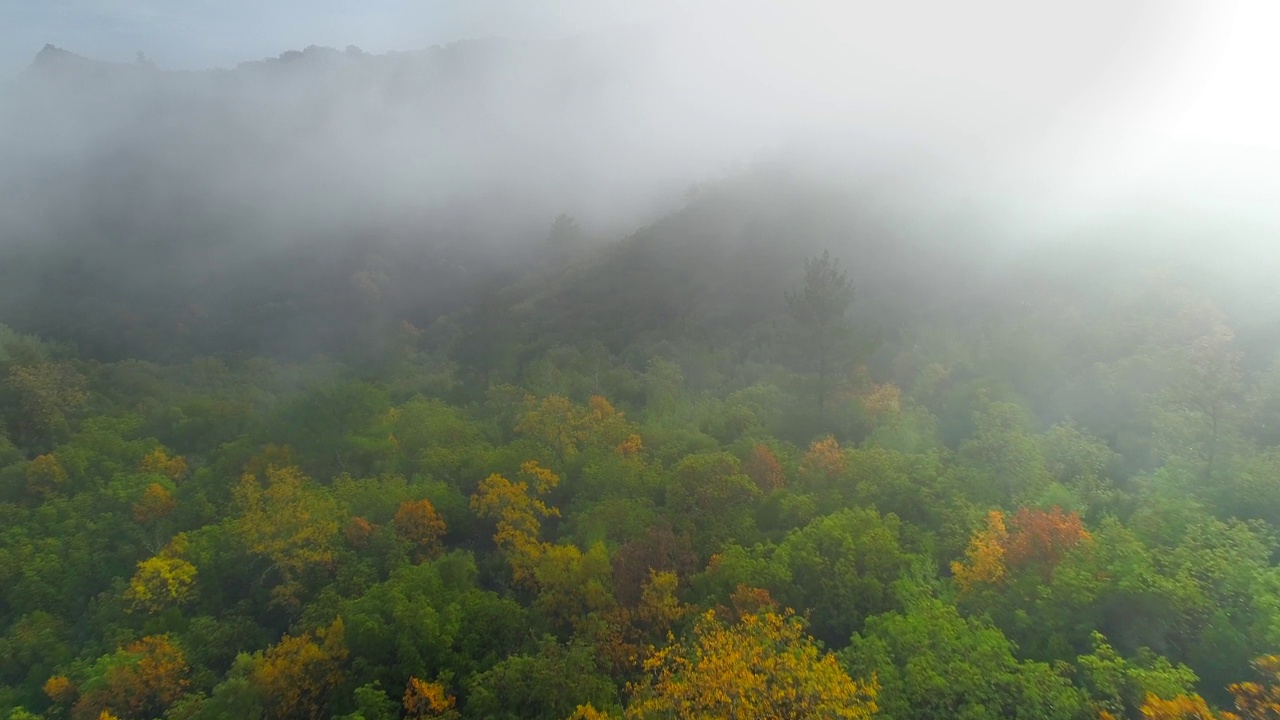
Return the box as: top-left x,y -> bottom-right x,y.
952,510 -> 1009,591
343,516 -> 376,548
861,382 -> 903,422
125,535 -> 197,614
249,618 -> 348,720
800,435 -> 846,482
744,443 -> 786,492
953,507 -> 1092,590
70,635 -> 189,720
1132,655 -> 1280,719
1138,693 -> 1224,720
610,523 -> 698,606
1225,655 -> 1280,719
132,482 -> 176,524
13,247 -> 1280,720
1004,506 -> 1092,576
726,584 -> 781,621
625,607 -> 878,720
470,460 -> 560,586
233,465 -> 341,607
25,453 -> 68,498
515,394 -> 636,460
403,676 -> 460,719
43,674 -> 75,705
595,569 -> 692,674
616,433 -> 644,457
140,448 -> 188,481
393,498 -> 447,560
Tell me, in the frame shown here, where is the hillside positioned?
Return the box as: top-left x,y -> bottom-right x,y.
0,36 -> 680,361
3,38 -> 1280,720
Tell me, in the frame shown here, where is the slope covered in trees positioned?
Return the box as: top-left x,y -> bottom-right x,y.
4,42 -> 1280,720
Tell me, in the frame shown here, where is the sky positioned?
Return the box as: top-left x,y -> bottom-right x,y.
0,1 -> 659,75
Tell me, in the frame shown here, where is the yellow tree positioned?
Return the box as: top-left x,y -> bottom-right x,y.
625,608 -> 878,720
233,465 -> 341,607
1133,654 -> 1280,720
249,618 -> 348,720
590,571 -> 678,676
472,460 -> 619,630
470,460 -> 560,585
951,510 -> 1009,593
43,674 -> 76,708
952,507 -> 1092,592
126,555 -> 196,613
403,676 -> 461,719
140,448 -> 188,481
26,453 -> 69,499
578,395 -> 636,452
516,394 -> 636,461
1226,655 -> 1280,719
616,433 -> 644,457
635,570 -> 689,633
125,535 -> 197,614
1138,693 -> 1226,720
593,570 -> 692,676
530,541 -> 615,631
861,383 -> 903,424
567,705 -> 619,719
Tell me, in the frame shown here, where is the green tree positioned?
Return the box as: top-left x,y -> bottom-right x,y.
1039,421 -> 1120,519
464,639 -> 617,720
340,555 -> 471,693
664,451 -> 761,549
338,682 -> 398,720
1074,631 -> 1199,718
773,508 -> 924,646
949,402 -> 1052,508
842,598 -> 1086,720
544,214 -> 585,269
1150,300 -> 1245,484
3,361 -> 88,450
786,250 -> 855,423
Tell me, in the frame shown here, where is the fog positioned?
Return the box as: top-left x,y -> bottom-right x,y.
0,0 -> 1277,358
13,7 -> 1280,715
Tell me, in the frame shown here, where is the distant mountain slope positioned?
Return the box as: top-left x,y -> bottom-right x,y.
0,35 -> 691,360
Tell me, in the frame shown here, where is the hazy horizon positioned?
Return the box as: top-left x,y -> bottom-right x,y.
5,1 -> 1277,231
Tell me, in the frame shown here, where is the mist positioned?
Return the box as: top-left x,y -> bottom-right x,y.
0,0 -> 1277,360
9,5 -> 1280,717
5,2 -> 1273,222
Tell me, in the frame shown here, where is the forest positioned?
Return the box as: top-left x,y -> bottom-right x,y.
4,32 -> 1280,720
